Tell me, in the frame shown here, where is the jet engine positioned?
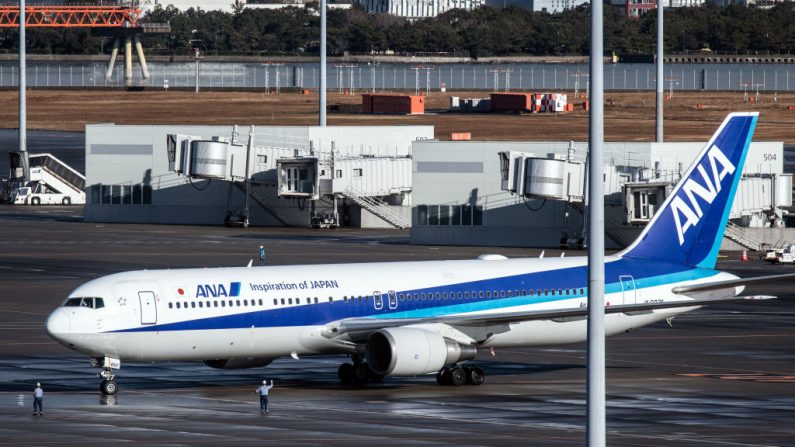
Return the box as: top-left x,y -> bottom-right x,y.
366,327 -> 476,376
203,357 -> 274,369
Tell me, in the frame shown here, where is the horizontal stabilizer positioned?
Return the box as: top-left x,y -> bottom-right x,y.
671,272 -> 795,294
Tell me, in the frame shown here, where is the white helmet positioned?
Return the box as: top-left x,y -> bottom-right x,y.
36,383 -> 41,387
262,380 -> 267,384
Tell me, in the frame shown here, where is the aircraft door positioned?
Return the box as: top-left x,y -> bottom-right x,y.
373,291 -> 383,310
138,291 -> 157,324
619,275 -> 637,305
388,290 -> 398,310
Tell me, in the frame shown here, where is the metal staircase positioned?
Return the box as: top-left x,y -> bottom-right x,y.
29,153 -> 85,194
724,221 -> 765,251
570,202 -> 634,247
342,188 -> 409,229
235,183 -> 298,227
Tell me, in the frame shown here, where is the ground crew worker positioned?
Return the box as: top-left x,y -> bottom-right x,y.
255,379 -> 274,414
33,383 -> 43,416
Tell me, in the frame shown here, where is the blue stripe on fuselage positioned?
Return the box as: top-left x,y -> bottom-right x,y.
112,258 -> 718,333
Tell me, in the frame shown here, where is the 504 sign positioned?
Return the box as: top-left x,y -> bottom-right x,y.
763,153 -> 777,161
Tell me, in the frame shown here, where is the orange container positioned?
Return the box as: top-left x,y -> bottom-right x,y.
362,94 -> 373,113
302,89 -> 310,95
787,105 -> 795,111
451,132 -> 471,141
490,92 -> 533,113
368,94 -> 424,114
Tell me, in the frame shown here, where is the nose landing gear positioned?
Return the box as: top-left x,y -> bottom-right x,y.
92,356 -> 120,395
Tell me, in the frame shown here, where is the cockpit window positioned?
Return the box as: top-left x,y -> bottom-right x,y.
63,297 -> 104,309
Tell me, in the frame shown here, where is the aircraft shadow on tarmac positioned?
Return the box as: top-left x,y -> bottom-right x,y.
0,356 -> 590,392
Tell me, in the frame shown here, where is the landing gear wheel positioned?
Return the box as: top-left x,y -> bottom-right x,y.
367,369 -> 385,383
338,363 -> 354,384
352,364 -> 370,384
100,379 -> 118,395
436,367 -> 452,386
466,367 -> 485,386
450,367 -> 467,386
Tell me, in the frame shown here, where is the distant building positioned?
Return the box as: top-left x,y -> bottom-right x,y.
608,0 -> 708,18
484,0 -> 587,13
356,0 -> 485,18
152,0 -> 234,12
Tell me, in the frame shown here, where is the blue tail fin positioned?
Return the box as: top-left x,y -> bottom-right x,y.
619,112 -> 758,268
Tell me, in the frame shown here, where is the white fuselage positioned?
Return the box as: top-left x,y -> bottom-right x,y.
45,255 -> 736,363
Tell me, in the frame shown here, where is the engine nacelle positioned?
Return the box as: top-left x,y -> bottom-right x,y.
366,327 -> 476,376
203,357 -> 274,369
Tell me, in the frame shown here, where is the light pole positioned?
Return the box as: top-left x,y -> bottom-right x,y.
18,0 -> 29,184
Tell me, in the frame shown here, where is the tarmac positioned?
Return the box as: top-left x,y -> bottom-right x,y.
0,205 -> 793,446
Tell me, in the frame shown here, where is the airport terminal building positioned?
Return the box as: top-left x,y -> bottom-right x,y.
84,123 -> 792,249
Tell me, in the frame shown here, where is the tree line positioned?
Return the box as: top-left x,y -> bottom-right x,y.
0,3 -> 792,58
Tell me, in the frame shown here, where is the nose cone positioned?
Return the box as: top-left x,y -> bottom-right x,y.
45,309 -> 70,342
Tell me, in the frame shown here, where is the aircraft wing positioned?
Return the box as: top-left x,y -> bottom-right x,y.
331,294 -> 775,337
671,272 -> 795,294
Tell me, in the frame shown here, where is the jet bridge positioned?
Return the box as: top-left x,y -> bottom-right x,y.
166,128 -> 412,229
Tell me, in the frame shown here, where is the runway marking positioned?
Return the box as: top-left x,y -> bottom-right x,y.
679,373 -> 795,383
0,309 -> 49,316
501,348 -> 795,376
117,389 -> 783,447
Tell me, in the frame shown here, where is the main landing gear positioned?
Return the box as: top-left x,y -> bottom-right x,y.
337,355 -> 384,384
92,356 -> 120,395
436,365 -> 485,386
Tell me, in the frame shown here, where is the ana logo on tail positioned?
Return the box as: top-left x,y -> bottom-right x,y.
670,144 -> 736,245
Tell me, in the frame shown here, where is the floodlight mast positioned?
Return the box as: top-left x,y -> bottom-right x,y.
656,1 -> 664,142
319,0 -> 327,127
18,0 -> 29,183
587,0 -> 606,444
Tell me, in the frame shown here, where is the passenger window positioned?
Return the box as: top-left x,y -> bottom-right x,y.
221,301 -> 226,307
314,297 -> 318,303
243,300 -> 248,306
289,298 -> 293,305
464,292 -> 469,299
501,291 -> 506,297
176,302 -> 181,309
258,299 -> 263,305
580,288 -> 585,294
544,289 -> 548,295
486,291 -> 491,298
214,301 -> 219,307
184,302 -> 188,308
169,303 -> 173,309
479,291 -> 484,298
435,292 -> 440,300
191,302 -> 196,308
457,292 -> 462,299
199,302 -> 203,308
507,290 -> 513,297
328,297 -> 333,302
399,293 -> 404,301
523,289 -> 527,295
413,293 -> 419,300
228,300 -> 233,307
95,298 -> 104,309
421,293 -> 427,300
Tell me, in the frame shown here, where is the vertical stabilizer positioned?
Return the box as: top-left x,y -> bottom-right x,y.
619,112 -> 758,268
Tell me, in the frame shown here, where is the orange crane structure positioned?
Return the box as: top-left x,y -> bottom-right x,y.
0,3 -> 169,86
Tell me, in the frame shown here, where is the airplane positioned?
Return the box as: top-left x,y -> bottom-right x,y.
46,112 -> 794,396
